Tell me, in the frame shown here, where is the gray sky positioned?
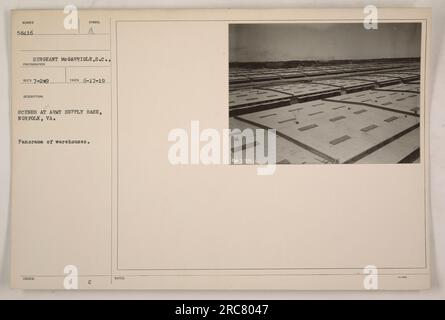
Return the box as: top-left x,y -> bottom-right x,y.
229,23 -> 422,62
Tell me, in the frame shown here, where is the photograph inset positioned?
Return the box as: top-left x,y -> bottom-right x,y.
229,23 -> 421,164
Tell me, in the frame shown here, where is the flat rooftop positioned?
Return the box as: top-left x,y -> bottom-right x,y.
229,59 -> 421,164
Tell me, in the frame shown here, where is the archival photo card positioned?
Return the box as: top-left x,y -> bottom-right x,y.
10,8 -> 430,290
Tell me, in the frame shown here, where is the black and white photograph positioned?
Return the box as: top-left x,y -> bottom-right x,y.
229,23 -> 422,164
